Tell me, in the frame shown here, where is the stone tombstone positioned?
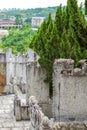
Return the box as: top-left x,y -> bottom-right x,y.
14,99 -> 22,121
21,106 -> 29,120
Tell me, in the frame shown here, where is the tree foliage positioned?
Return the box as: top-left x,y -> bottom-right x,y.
15,14 -> 23,25
30,0 -> 87,97
85,0 -> 87,15
1,24 -> 35,54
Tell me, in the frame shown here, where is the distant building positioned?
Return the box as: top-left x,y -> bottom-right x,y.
0,18 -> 21,29
9,16 -> 16,21
0,18 -> 15,26
0,13 -> 6,17
31,17 -> 45,27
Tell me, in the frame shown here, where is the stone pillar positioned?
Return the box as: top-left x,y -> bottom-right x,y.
6,49 -> 15,85
53,59 -> 74,121
21,106 -> 29,120
15,99 -> 21,121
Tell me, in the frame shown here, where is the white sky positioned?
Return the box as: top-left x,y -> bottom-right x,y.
0,0 -> 85,9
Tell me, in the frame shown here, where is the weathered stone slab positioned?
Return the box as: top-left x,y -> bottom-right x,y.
12,128 -> 24,130
24,127 -> 30,130
14,122 -> 24,127
0,128 -> 11,130
2,122 -> 14,127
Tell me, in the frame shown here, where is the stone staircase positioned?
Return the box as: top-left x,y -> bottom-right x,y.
0,94 -> 30,130
0,94 -> 14,120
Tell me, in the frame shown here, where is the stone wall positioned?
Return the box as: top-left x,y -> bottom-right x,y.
26,61 -> 50,116
0,52 -> 6,95
2,49 -> 87,122
28,96 -> 51,130
0,94 -> 87,130
53,59 -> 87,121
28,95 -> 87,130
6,49 -> 27,85
49,121 -> 87,130
5,48 -> 51,118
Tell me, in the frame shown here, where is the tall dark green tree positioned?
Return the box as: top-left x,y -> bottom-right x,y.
54,5 -> 64,38
30,0 -> 87,97
30,14 -> 53,97
85,0 -> 87,15
30,20 -> 47,54
66,0 -> 87,48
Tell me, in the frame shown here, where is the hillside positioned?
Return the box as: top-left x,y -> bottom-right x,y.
0,7 -> 58,20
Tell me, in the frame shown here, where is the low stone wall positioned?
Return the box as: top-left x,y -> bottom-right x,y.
51,121 -> 87,130
14,85 -> 29,121
39,103 -> 52,118
1,94 -> 87,130
28,96 -> 87,130
28,96 -> 51,130
15,99 -> 29,121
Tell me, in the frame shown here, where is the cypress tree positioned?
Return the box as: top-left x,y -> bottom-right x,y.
30,0 -> 87,97
66,0 -> 87,48
39,14 -> 53,97
30,14 -> 53,97
54,5 -> 64,38
59,28 -> 71,58
85,0 -> 87,15
30,20 -> 47,54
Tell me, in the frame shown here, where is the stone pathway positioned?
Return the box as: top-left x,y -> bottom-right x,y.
0,94 -> 30,130
0,94 -> 14,120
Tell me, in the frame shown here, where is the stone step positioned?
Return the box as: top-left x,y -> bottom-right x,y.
0,105 -> 13,109
0,95 -> 14,101
0,94 -> 15,119
0,116 -> 13,120
0,109 -> 14,119
0,120 -> 30,130
0,94 -> 30,129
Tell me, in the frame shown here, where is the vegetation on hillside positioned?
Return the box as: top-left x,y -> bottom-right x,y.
30,0 -> 87,97
0,7 -> 58,25
0,24 -> 35,54
0,7 -> 57,17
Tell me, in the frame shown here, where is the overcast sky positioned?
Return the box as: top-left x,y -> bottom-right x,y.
0,0 -> 85,9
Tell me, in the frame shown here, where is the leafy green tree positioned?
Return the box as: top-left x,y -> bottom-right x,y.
1,24 -> 35,54
15,14 -> 23,25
